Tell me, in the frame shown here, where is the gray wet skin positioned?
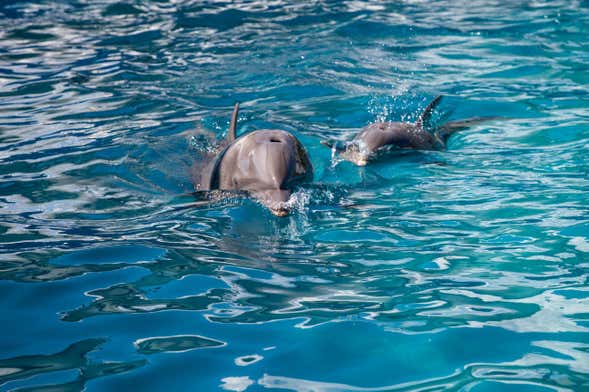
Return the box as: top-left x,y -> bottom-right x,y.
198,103 -> 313,216
323,95 -> 471,166
340,121 -> 443,165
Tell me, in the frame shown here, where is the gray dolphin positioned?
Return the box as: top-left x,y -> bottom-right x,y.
195,103 -> 313,216
322,96 -> 492,166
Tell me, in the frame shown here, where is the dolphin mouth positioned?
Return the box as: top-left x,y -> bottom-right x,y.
252,189 -> 293,217
269,206 -> 290,217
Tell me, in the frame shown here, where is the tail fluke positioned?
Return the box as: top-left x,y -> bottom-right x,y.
416,95 -> 443,129
436,116 -> 501,141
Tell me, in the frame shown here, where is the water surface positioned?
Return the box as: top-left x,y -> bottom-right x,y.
1,1 -> 588,391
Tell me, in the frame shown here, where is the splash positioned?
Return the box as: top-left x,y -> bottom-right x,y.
189,134 -> 219,154
330,143 -> 345,168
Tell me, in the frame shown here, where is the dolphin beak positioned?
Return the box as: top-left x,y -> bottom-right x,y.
270,206 -> 289,217
320,140 -> 334,148
321,139 -> 346,152
252,189 -> 292,217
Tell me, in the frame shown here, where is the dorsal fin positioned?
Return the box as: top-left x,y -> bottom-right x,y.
416,95 -> 443,129
227,102 -> 239,142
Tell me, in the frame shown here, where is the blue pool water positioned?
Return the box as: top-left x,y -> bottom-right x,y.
1,1 -> 588,390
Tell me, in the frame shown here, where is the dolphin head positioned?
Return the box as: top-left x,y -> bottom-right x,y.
206,103 -> 313,217
248,131 -> 298,187
342,142 -> 370,166
228,130 -> 311,217
248,132 -> 295,216
322,139 -> 370,166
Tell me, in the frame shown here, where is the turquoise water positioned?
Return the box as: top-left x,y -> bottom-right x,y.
1,0 -> 588,390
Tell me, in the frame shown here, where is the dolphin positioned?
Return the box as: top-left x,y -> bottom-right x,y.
322,96 -> 493,166
195,103 -> 313,216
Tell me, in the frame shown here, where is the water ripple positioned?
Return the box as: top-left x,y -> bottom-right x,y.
1,0 -> 588,390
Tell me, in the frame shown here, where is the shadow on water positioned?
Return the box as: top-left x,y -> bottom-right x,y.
0,339 -> 145,391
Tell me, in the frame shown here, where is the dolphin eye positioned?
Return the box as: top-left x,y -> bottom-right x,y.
270,138 -> 281,143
